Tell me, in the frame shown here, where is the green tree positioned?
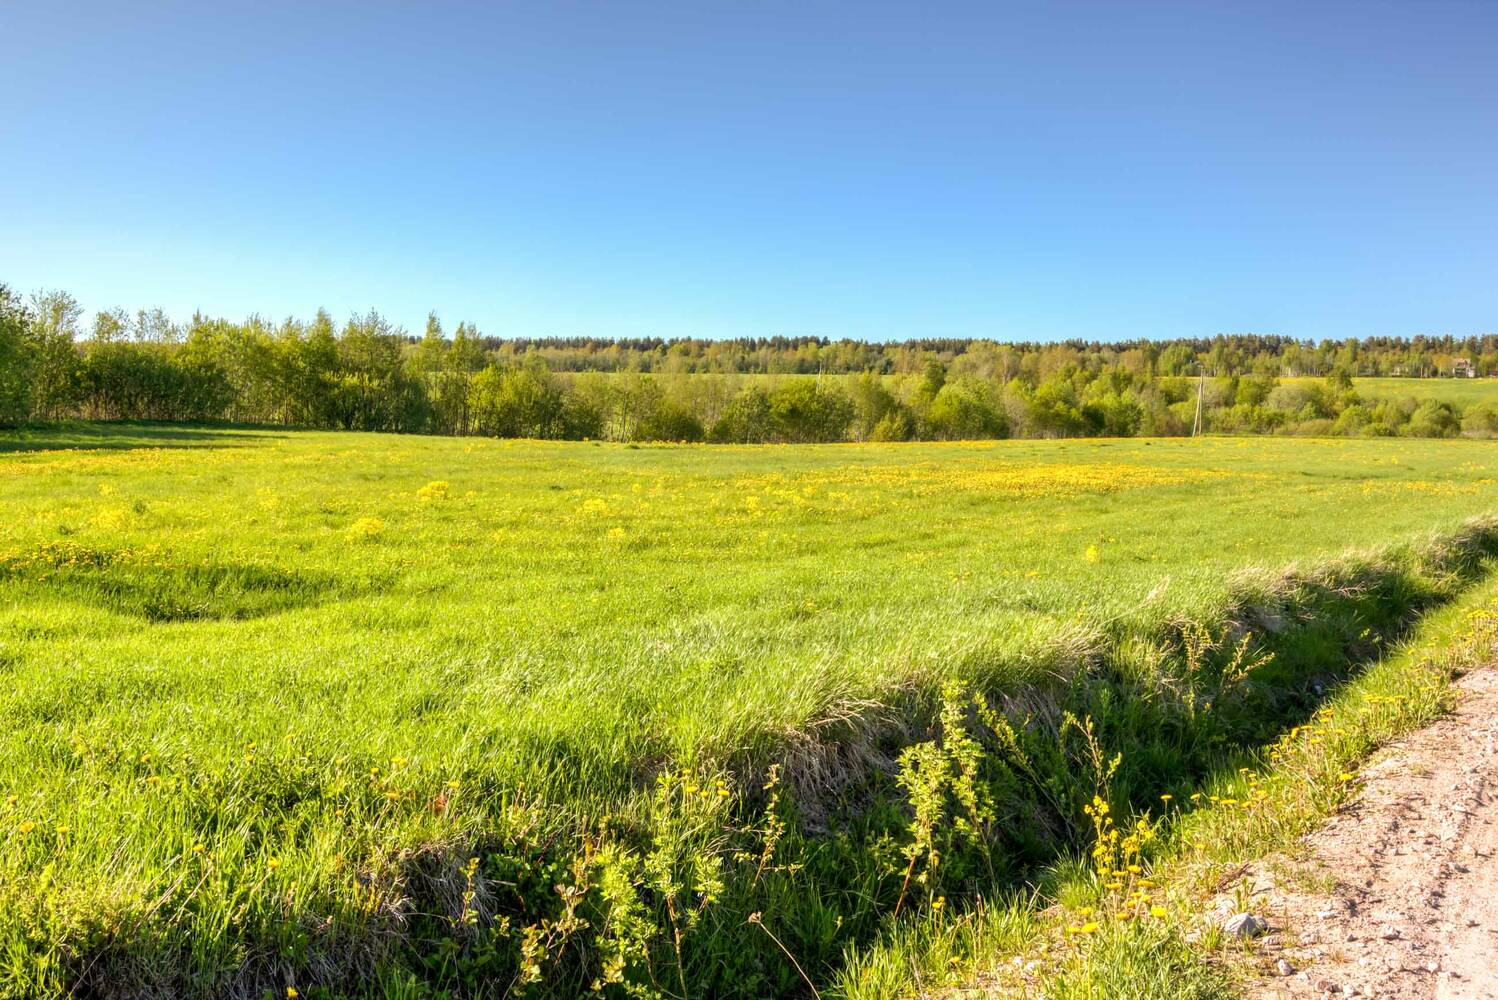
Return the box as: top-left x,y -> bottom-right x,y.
918,359 -> 947,400
709,386 -> 774,443
414,313 -> 448,375
468,359 -> 578,438
450,322 -> 487,372
0,284 -> 36,425
1026,378 -> 1088,437
926,378 -> 1006,439
768,380 -> 853,442
333,311 -> 427,432
91,308 -> 129,343
849,372 -> 905,440
26,289 -> 84,419
134,307 -> 180,344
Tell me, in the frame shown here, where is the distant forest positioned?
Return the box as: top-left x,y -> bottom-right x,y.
3,283 -> 1497,440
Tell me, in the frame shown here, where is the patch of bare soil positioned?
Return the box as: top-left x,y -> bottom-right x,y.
1232,668 -> 1498,999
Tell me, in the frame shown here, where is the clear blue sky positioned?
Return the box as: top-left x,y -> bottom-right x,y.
2,1 -> 1495,343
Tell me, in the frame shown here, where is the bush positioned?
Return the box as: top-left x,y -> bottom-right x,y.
1027,379 -> 1088,437
1082,391 -> 1143,438
847,373 -> 890,435
710,387 -> 775,443
1463,402 -> 1498,438
1266,383 -> 1331,421
1211,403 -> 1282,435
870,409 -> 916,442
1235,375 -> 1278,407
767,380 -> 853,443
468,362 -> 574,438
77,342 -> 232,422
1287,417 -> 1336,436
1332,404 -> 1371,436
926,379 -> 1007,439
637,403 -> 705,442
1406,400 -> 1461,438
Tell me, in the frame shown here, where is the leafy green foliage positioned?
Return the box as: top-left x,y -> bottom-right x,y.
7,283 -> 1498,440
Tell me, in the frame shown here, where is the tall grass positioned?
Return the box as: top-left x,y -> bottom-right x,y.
4,427 -> 1498,996
836,554 -> 1498,1000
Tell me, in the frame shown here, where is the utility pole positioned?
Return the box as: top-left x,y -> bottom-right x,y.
1192,367 -> 1205,437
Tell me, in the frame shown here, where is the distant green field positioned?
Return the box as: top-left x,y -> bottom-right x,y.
5,424 -> 1498,996
583,371 -> 1498,411
1286,375 -> 1498,406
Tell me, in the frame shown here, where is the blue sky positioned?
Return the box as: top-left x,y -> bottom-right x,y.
2,1 -> 1495,342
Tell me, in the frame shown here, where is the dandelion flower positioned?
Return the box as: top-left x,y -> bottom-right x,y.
347,516 -> 385,541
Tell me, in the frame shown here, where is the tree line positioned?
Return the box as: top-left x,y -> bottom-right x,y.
2,282 -> 1495,440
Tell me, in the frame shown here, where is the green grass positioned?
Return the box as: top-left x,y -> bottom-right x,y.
836,557 -> 1498,1000
6,424 -> 1498,997
1285,375 -> 1498,407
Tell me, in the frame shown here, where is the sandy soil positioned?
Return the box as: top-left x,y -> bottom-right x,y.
1234,668 -> 1498,999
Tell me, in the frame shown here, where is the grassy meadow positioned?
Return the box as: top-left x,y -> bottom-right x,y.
6,424 -> 1498,997
1284,374 -> 1498,407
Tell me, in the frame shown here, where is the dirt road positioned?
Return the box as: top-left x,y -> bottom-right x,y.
1239,668 -> 1498,999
